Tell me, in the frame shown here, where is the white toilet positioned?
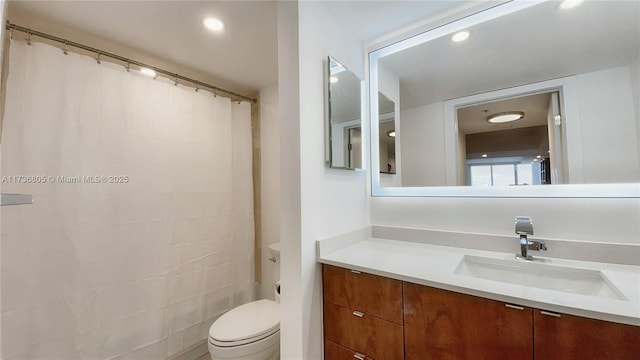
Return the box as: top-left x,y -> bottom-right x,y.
208,298 -> 280,360
209,242 -> 281,360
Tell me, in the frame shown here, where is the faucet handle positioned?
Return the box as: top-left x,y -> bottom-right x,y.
515,216 -> 533,235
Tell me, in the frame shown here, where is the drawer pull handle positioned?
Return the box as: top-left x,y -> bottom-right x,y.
505,304 -> 524,311
354,353 -> 365,360
540,310 -> 561,318
350,269 -> 361,274
352,310 -> 364,318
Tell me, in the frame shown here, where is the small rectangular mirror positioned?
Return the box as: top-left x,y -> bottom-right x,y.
325,56 -> 363,169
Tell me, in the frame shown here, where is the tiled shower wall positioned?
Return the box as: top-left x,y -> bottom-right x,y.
0,42 -> 254,359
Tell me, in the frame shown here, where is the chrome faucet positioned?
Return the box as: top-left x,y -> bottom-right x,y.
515,216 -> 547,260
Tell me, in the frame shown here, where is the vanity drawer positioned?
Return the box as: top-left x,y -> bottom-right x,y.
322,264 -> 403,324
323,301 -> 404,360
324,340 -> 372,360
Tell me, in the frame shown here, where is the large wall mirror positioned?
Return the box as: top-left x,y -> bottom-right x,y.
370,0 -> 640,197
326,56 -> 363,169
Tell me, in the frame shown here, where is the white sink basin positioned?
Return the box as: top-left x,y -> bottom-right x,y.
454,255 -> 626,300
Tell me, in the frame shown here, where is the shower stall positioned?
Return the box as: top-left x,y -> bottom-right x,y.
0,25 -> 256,359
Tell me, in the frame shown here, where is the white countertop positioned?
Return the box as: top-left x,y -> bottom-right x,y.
318,237 -> 640,326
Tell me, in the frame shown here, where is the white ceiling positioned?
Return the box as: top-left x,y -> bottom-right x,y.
458,92 -> 552,135
379,0 -> 640,109
8,0 -> 480,96
8,0 -> 279,95
321,0 -> 474,45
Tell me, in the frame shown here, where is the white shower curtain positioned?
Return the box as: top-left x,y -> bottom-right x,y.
1,40 -> 254,359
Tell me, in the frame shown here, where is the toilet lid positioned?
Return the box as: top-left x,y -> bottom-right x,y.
209,299 -> 279,344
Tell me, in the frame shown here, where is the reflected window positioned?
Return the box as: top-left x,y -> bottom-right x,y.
517,164 -> 533,185
469,165 -> 492,186
492,164 -> 515,186
469,162 -> 540,186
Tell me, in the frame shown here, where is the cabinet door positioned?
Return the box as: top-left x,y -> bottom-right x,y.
403,283 -> 533,360
534,309 -> 640,360
322,264 -> 403,324
323,301 -> 404,360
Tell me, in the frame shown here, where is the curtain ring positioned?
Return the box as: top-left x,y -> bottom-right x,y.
213,88 -> 217,98
174,76 -> 178,86
96,52 -> 101,64
126,62 -> 130,72
26,30 -> 32,46
9,28 -> 13,41
62,41 -> 69,55
195,83 -> 199,92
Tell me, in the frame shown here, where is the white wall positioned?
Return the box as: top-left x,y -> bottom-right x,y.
576,66 -> 639,183
276,3 -> 303,359
377,63 -> 401,187
371,197 -> 640,246
631,57 -> 640,161
400,102 -> 446,186
259,83 -> 280,300
278,2 -> 370,358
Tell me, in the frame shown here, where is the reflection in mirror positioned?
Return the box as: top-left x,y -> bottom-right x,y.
459,91 -> 559,186
379,92 -> 396,174
370,0 -> 640,197
326,56 -> 363,169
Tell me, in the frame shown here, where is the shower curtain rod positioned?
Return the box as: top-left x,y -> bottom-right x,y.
5,21 -> 257,104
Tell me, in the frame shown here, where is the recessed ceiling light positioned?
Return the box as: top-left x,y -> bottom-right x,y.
387,130 -> 396,138
451,31 -> 470,43
329,76 -> 338,83
203,17 -> 225,32
559,0 -> 583,10
536,155 -> 542,159
481,154 -> 488,158
140,67 -> 156,78
487,111 -> 524,124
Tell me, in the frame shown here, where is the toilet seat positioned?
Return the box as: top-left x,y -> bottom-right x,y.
209,299 -> 280,347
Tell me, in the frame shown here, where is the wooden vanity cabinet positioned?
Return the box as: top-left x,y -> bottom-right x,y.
533,309 -> 640,360
322,264 -> 640,360
403,282 -> 533,360
404,283 -> 640,359
322,264 -> 404,360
